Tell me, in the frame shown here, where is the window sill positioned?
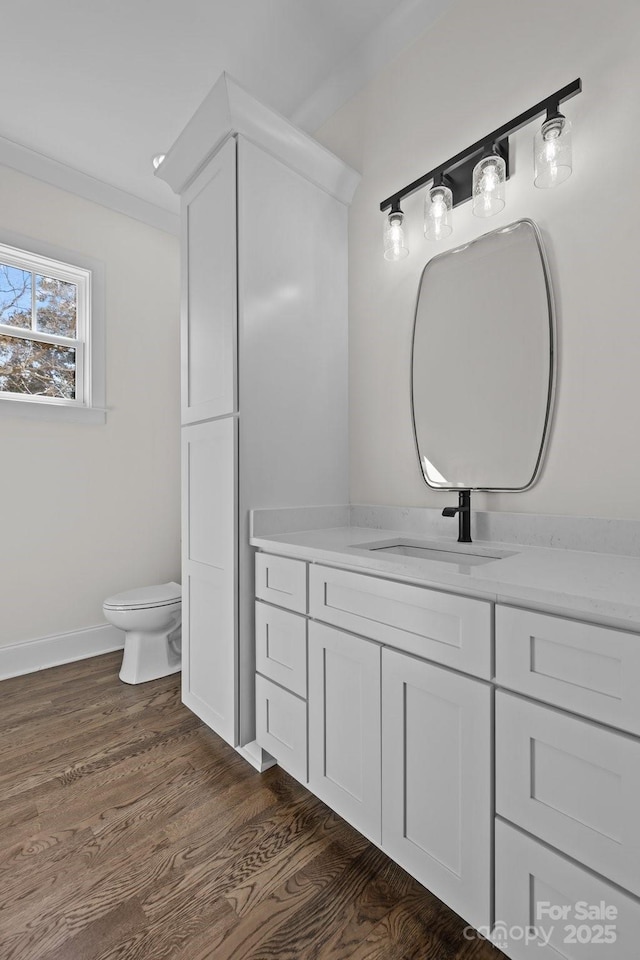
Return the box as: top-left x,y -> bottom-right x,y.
0,397 -> 106,424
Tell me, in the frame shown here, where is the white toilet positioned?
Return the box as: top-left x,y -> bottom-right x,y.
103,582 -> 182,684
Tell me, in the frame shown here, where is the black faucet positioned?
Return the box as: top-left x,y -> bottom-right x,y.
442,490 -> 472,543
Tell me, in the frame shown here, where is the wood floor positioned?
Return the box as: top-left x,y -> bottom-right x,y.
0,653 -> 501,959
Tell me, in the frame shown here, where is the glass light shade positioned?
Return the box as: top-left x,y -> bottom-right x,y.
472,154 -> 506,218
424,184 -> 453,241
534,115 -> 572,188
383,211 -> 409,261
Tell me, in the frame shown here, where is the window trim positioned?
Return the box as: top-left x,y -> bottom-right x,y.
0,230 -> 105,424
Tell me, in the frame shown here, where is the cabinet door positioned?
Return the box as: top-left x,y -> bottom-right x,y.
255,601 -> 307,698
255,675 -> 307,783
255,553 -> 307,614
308,622 -> 381,844
495,819 -> 640,959
181,137 -> 236,423
182,417 -> 237,744
496,605 -> 640,736
309,564 -> 492,678
382,647 -> 492,931
496,691 -> 640,897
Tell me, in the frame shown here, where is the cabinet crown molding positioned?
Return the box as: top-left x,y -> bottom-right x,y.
156,72 -> 360,204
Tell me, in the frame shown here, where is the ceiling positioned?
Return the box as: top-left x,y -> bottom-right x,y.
0,0 -> 450,221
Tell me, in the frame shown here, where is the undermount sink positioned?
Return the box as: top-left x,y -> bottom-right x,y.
352,538 -> 515,567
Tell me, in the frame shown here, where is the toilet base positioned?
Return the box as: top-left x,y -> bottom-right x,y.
119,629 -> 182,684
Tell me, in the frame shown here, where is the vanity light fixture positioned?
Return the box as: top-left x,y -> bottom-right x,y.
383,204 -> 409,260
380,78 -> 581,256
534,110 -> 572,188
472,148 -> 506,218
424,174 -> 453,240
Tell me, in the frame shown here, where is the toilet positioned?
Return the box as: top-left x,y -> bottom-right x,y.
103,582 -> 182,684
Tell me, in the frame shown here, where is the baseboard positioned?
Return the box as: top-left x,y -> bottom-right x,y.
236,740 -> 277,773
0,623 -> 124,681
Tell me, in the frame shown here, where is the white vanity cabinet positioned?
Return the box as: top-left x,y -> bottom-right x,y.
494,604 -> 640,958
255,555 -> 494,930
382,648 -> 492,931
158,75 -> 358,751
254,549 -> 640,957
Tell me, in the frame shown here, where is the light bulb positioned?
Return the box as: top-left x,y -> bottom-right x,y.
383,211 -> 409,261
534,115 -> 572,188
482,164 -> 499,191
472,153 -> 506,218
424,184 -> 453,241
545,139 -> 559,161
152,154 -> 166,171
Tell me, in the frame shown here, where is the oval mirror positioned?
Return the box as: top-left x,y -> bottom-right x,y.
411,219 -> 555,491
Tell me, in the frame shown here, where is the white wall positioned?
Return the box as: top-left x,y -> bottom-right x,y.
0,166 -> 180,647
316,0 -> 640,519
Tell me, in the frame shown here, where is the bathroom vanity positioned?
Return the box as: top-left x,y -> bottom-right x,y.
158,66 -> 640,959
251,508 -> 640,959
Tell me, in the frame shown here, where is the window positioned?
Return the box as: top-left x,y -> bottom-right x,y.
0,237 -> 104,423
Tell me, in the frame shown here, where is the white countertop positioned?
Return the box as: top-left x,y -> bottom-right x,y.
250,523 -> 640,630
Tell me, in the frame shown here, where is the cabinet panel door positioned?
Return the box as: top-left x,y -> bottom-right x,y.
496,605 -> 640,735
255,602 -> 307,698
309,564 -> 492,679
495,819 -> 640,959
181,137 -> 236,423
496,691 -> 640,896
255,675 -> 307,783
182,418 -> 237,744
382,647 -> 492,930
308,622 -> 381,844
255,553 -> 307,614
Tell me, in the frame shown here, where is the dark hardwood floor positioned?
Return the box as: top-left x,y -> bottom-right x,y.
0,653 -> 501,959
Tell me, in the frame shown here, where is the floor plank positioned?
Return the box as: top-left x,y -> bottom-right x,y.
0,652 -> 501,959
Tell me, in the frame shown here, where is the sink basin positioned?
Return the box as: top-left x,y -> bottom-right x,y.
352,538 -> 515,567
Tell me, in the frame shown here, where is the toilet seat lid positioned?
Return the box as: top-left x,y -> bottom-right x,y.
103,581 -> 181,611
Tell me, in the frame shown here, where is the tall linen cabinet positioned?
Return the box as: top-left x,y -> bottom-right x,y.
158,75 -> 358,756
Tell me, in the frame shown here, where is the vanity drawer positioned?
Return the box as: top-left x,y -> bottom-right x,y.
255,675 -> 307,783
255,601 -> 307,698
495,818 -> 640,958
308,564 -> 492,678
496,605 -> 640,735
496,691 -> 640,896
255,553 -> 307,614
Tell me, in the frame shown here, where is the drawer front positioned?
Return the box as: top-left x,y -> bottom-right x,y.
309,564 -> 492,678
255,601 -> 307,698
495,819 -> 640,959
496,691 -> 640,896
496,605 -> 640,735
255,553 -> 307,614
255,675 -> 307,783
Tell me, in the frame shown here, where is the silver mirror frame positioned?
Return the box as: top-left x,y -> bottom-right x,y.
410,218 -> 556,493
